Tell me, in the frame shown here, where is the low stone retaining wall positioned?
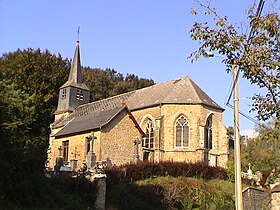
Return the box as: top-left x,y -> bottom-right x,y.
242,186 -> 280,210
270,185 -> 280,210
242,187 -> 270,210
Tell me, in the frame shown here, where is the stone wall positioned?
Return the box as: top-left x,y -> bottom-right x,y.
242,187 -> 270,210
100,109 -> 143,166
132,106 -> 163,162
271,187 -> 280,210
48,131 -> 92,170
131,104 -> 228,167
240,186 -> 280,210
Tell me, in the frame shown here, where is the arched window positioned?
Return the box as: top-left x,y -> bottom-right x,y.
205,115 -> 213,149
175,115 -> 189,147
143,119 -> 154,149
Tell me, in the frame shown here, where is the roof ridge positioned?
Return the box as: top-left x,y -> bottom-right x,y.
186,77 -> 205,102
132,76 -> 190,95
73,90 -> 136,117
188,77 -> 222,109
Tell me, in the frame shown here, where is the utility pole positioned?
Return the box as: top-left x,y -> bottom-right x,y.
233,64 -> 243,210
203,53 -> 244,209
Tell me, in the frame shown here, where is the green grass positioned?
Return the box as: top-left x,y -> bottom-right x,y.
106,176 -> 235,210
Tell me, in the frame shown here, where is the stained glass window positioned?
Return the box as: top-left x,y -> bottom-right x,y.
205,115 -> 213,149
175,115 -> 189,147
143,119 -> 154,148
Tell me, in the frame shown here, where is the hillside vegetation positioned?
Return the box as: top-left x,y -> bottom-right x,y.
106,177 -> 235,210
105,161 -> 235,210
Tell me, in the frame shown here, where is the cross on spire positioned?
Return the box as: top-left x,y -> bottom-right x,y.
77,25 -> 80,42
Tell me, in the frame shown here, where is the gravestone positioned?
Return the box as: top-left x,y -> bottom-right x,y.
70,159 -> 78,171
54,156 -> 63,174
86,151 -> 96,169
133,137 -> 141,164
85,135 -> 96,168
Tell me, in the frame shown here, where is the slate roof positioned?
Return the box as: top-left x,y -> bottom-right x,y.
52,76 -> 224,136
53,106 -> 126,137
52,92 -> 134,129
125,77 -> 222,110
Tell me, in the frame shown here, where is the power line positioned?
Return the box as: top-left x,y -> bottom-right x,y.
225,0 -> 266,126
247,0 -> 266,44
226,0 -> 265,106
226,103 -> 260,126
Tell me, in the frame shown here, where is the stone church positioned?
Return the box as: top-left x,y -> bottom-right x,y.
47,41 -> 228,171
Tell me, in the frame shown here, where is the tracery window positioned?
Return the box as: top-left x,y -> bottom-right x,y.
175,115 -> 189,147
143,119 -> 154,149
205,115 -> 213,149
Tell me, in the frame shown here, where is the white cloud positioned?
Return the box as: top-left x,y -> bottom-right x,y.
240,129 -> 259,139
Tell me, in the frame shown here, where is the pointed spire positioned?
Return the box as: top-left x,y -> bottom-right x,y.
60,40 -> 89,90
68,41 -> 82,84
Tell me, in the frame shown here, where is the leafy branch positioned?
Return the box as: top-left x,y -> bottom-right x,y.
189,0 -> 280,121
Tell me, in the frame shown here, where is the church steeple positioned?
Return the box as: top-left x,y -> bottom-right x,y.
60,41 -> 89,90
55,41 -> 90,119
67,41 -> 82,84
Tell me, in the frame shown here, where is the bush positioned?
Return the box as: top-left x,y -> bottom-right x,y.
51,172 -> 98,207
106,183 -> 164,210
107,176 -> 235,210
105,161 -> 227,186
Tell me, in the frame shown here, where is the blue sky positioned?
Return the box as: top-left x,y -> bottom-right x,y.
0,0 -> 274,131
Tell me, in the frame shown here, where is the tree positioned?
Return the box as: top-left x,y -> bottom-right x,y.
241,119 -> 280,173
189,0 -> 280,122
0,49 -> 70,206
0,49 -> 70,129
0,80 -> 46,205
124,73 -> 155,91
0,48 -> 70,169
227,126 -> 234,150
83,67 -> 154,102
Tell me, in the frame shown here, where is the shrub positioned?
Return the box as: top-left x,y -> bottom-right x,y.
108,176 -> 235,210
105,161 -> 227,186
138,177 -> 235,209
106,183 -> 164,210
